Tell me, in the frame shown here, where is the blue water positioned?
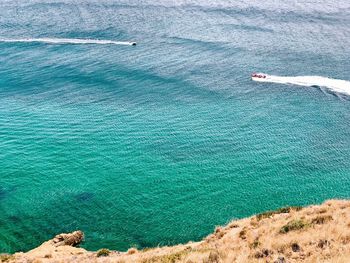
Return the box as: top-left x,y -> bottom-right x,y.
1,0 -> 350,253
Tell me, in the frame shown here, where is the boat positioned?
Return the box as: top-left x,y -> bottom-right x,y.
251,73 -> 267,81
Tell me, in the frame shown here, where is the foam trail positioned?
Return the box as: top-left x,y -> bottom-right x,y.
253,74 -> 350,96
0,38 -> 136,46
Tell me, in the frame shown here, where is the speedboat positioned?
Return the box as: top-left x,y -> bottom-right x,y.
251,73 -> 267,81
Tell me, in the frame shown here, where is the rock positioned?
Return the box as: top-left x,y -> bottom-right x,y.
51,231 -> 84,247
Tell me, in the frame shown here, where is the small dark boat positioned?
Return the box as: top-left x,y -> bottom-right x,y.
251,73 -> 267,79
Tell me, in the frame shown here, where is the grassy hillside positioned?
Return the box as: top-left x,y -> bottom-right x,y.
2,199 -> 350,263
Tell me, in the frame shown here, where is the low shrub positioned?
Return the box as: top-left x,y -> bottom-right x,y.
254,249 -> 272,258
318,208 -> 327,214
205,251 -> 220,263
311,215 -> 333,225
0,254 -> 13,262
250,239 -> 261,249
228,223 -> 239,228
274,256 -> 286,263
279,220 -> 308,234
256,206 -> 303,221
318,239 -> 330,249
127,248 -> 138,255
256,211 -> 274,221
239,228 -> 247,239
214,226 -> 225,239
97,248 -> 110,257
143,250 -> 187,263
291,243 -> 300,252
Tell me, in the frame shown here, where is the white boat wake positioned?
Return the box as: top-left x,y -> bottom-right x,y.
0,38 -> 136,46
252,74 -> 350,96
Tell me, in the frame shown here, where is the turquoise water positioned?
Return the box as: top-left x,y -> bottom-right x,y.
1,0 -> 350,253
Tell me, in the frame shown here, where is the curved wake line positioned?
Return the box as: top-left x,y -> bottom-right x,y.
253,74 -> 350,96
0,38 -> 136,46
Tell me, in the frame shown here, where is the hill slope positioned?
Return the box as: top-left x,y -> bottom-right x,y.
2,199 -> 350,263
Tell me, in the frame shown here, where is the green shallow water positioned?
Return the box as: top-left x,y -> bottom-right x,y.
1,0 -> 350,253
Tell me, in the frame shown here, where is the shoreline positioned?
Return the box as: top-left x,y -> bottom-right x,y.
2,199 -> 350,262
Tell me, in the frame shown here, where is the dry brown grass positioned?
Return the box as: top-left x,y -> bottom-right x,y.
0,254 -> 14,262
8,199 -> 350,263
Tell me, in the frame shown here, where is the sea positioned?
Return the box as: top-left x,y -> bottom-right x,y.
1,0 -> 350,253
